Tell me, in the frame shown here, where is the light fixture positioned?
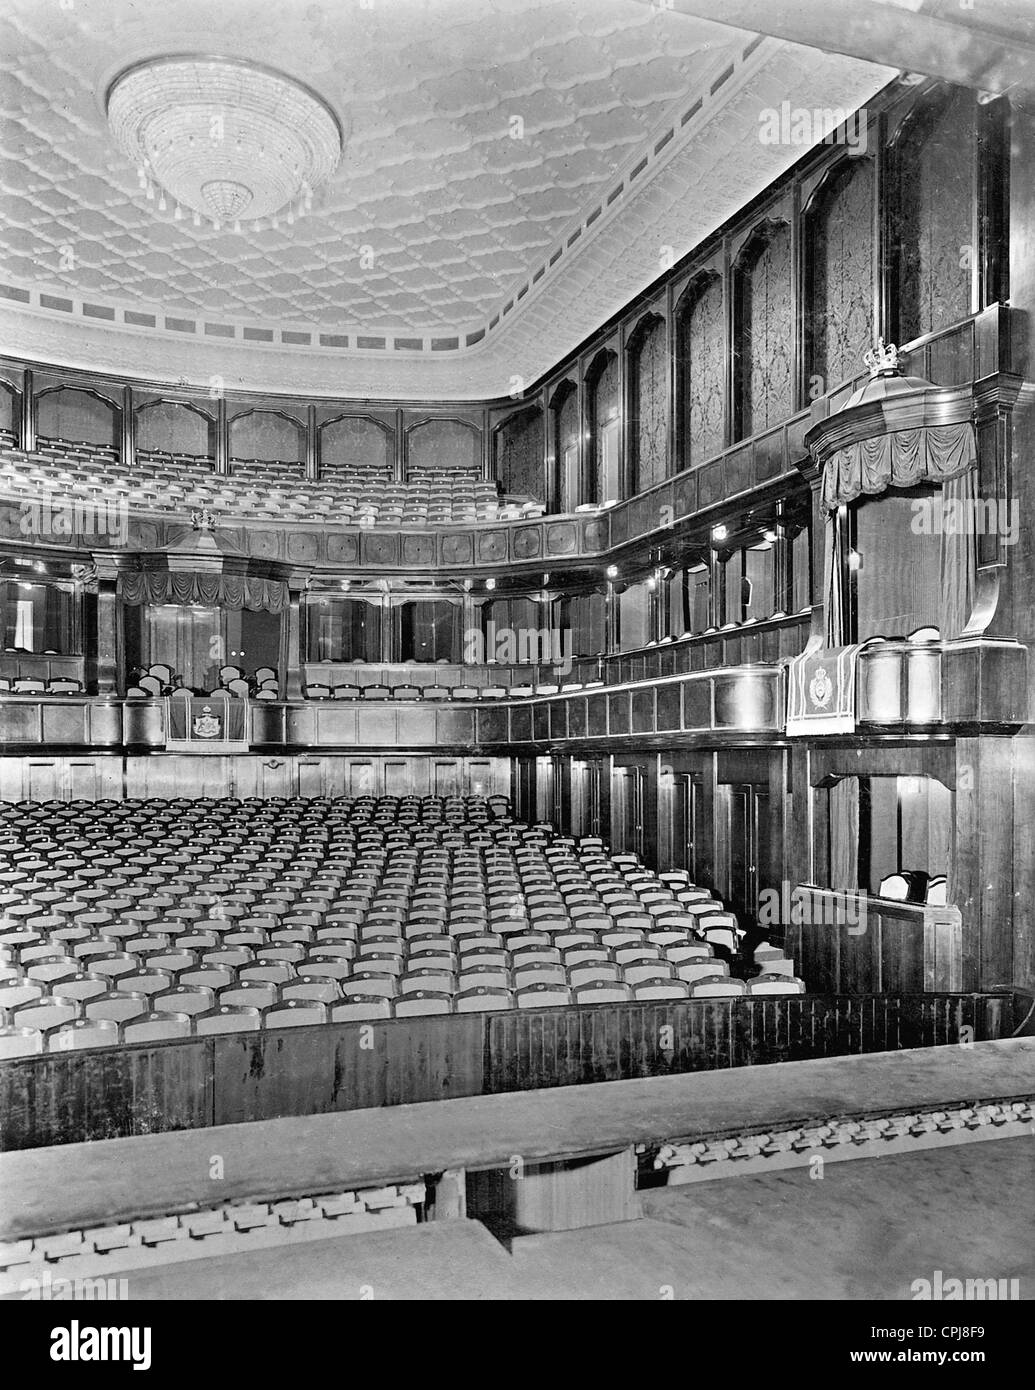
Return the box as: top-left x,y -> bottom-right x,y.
107,56 -> 343,225
485,578 -> 496,591
711,525 -> 728,543
606,565 -> 619,579
763,529 -> 779,544
848,549 -> 863,571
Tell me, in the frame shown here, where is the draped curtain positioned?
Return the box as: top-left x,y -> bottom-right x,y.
821,422 -> 976,511
822,420 -> 978,644
118,571 -> 288,612
823,511 -> 846,647
829,776 -> 860,891
939,466 -> 978,641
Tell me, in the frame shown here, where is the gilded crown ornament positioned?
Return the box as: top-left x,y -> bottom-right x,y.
863,338 -> 901,377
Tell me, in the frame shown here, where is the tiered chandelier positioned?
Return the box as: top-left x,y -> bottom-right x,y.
107,56 -> 342,231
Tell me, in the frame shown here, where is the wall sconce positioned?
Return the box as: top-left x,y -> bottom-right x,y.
606,565 -> 619,579
485,577 -> 496,591
711,524 -> 728,543
848,549 -> 863,571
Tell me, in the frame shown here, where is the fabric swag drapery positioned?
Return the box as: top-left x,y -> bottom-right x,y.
118,571 -> 288,612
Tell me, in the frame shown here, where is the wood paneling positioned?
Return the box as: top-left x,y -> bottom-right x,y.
2,994 -> 1014,1151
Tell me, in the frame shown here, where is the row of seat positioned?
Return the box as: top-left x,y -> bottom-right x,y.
126,662 -> 280,702
303,680 -> 604,701
0,676 -> 82,694
0,796 -> 802,1054
0,436 -> 533,527
1,969 -> 801,1056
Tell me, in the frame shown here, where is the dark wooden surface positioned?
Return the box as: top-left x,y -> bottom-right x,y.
0,991 -> 1020,1153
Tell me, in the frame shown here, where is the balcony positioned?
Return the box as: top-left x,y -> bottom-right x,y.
856,637 -> 1028,731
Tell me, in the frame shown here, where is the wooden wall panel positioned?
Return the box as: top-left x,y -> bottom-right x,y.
0,994 -> 1016,1151
212,1016 -> 484,1127
0,1041 -> 213,1151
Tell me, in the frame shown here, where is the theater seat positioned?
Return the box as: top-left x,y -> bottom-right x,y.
747,974 -> 806,995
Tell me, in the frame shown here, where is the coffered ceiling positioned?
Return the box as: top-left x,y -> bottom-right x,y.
0,0 -> 894,398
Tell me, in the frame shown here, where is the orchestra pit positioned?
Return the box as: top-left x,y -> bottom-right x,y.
0,0 -> 1032,1311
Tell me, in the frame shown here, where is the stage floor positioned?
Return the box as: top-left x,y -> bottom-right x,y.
3,1037 -> 1033,1243
14,1136 -> 1029,1301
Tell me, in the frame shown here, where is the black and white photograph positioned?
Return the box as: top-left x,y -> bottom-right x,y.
0,0 -> 1032,1342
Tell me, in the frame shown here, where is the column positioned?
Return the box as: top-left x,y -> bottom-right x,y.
306,403 -> 318,481
19,367 -> 34,453
121,385 -> 135,471
90,554 -> 120,697
280,575 -> 308,701
215,396 -> 229,475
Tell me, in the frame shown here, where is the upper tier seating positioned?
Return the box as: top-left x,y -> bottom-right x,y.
0,795 -> 793,1051
0,437 -> 502,528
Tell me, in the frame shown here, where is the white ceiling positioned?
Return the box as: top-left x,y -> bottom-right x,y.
0,0 -> 895,399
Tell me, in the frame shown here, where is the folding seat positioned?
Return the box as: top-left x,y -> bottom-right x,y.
14,997 -> 80,1031
513,961 -> 566,990
342,972 -> 397,999
747,974 -> 806,995
47,1017 -> 121,1051
330,995 -> 393,1022
281,977 -> 340,1004
662,944 -> 714,969
240,961 -> 296,986
511,944 -> 561,968
193,1004 -> 262,1035
613,943 -> 662,966
22,954 -> 78,990
567,960 -> 622,988
78,950 -> 138,984
394,991 -> 451,1017
153,984 -> 216,1017
689,976 -> 747,998
0,1025 -> 45,1059
178,962 -> 235,992
455,986 -> 514,1013
633,980 -> 691,1001
218,979 -> 279,1010
57,971 -> 110,1004
697,912 -> 742,955
573,980 -> 632,1005
677,889 -> 716,906
516,982 -> 572,1009
622,961 -> 675,987
400,961 -> 455,995
302,959 -> 353,983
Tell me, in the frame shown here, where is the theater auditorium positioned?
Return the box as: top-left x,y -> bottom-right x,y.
0,0 -> 1033,1305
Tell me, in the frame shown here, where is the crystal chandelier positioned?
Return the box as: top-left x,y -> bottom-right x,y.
107,56 -> 342,228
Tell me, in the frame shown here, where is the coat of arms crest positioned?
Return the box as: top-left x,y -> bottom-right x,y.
193,704 -> 222,739
809,666 -> 833,708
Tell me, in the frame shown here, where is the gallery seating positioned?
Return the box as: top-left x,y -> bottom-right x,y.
0,438 -> 502,528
